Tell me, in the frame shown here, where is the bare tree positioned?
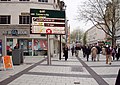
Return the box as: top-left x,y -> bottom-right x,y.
83,32 -> 87,45
77,0 -> 120,47
70,28 -> 83,43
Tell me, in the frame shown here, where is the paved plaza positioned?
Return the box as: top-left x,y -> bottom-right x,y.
0,51 -> 120,85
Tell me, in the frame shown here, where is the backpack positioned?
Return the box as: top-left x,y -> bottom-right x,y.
106,47 -> 111,54
112,49 -> 115,53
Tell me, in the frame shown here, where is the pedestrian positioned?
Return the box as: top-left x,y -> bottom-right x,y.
7,45 -> 12,55
14,43 -> 19,49
63,44 -> 68,61
75,44 -> 80,57
116,46 -> 120,60
112,47 -> 116,61
96,45 -> 101,61
102,46 -> 106,55
105,45 -> 112,65
82,45 -> 87,58
71,45 -> 75,56
86,45 -> 91,61
91,46 -> 98,61
115,69 -> 120,85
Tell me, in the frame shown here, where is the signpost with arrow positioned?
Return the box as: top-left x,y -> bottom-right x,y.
30,9 -> 65,65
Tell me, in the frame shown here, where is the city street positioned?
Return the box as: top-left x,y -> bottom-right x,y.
0,51 -> 120,85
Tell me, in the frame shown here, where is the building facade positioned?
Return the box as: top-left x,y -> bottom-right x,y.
0,0 -> 65,57
115,0 -> 120,46
86,24 -> 106,46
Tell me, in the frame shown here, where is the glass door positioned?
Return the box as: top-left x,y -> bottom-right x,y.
18,39 -> 32,56
6,39 -> 13,56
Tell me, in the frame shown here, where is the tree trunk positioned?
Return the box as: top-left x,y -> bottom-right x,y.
112,36 -> 116,48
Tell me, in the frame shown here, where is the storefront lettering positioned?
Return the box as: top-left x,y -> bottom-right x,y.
11,30 -> 18,36
3,30 -> 28,36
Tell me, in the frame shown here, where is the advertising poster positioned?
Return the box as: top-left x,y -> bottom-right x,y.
2,55 -> 13,70
34,39 -> 47,55
34,39 -> 47,50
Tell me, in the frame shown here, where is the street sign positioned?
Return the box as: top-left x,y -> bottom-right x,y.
105,42 -> 111,45
30,9 -> 65,35
46,29 -> 52,34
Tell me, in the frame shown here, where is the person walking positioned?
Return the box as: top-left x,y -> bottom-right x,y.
75,44 -> 80,57
112,47 -> 116,61
86,45 -> 91,61
105,45 -> 112,65
91,46 -> 98,61
115,69 -> 120,85
63,44 -> 68,61
102,46 -> 106,55
96,45 -> 101,61
116,46 -> 120,60
82,45 -> 87,58
71,45 -> 75,56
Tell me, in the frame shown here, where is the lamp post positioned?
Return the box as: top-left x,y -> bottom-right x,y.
66,20 -> 69,43
59,1 -> 66,60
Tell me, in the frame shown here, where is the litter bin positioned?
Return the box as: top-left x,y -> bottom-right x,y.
12,49 -> 23,65
20,49 -> 24,64
0,57 -> 2,71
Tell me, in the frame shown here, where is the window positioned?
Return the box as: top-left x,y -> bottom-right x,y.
0,16 -> 10,24
19,0 -> 29,1
38,0 -> 48,2
0,0 -> 11,1
19,16 -> 30,24
34,39 -> 47,56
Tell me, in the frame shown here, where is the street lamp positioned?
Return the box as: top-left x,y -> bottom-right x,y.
65,20 -> 69,43
59,1 -> 66,60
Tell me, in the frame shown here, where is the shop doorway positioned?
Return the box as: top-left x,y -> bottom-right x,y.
18,39 -> 32,56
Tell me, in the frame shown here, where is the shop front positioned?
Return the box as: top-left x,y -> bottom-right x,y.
0,25 -> 48,57
6,38 -> 47,56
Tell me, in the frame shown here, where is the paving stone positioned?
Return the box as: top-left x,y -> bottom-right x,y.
0,51 -> 119,85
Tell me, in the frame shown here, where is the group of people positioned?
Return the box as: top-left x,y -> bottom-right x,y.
71,44 -> 81,57
63,43 -> 81,61
63,44 -> 120,84
71,44 -> 93,61
70,44 -> 120,65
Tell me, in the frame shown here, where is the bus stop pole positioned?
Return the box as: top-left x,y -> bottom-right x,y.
47,35 -> 51,65
59,35 -> 61,60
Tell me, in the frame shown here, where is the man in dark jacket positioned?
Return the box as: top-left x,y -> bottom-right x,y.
71,46 -> 75,56
82,45 -> 87,58
63,44 -> 68,61
116,47 -> 120,60
75,44 -> 80,57
96,45 -> 101,61
115,69 -> 120,85
86,46 -> 91,61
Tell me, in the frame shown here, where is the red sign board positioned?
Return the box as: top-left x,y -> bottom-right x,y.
46,29 -> 52,34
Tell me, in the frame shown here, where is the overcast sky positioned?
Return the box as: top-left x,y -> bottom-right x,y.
63,0 -> 93,32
